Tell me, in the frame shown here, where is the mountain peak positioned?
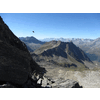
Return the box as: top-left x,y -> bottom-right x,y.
34,40 -> 92,63
50,40 -> 57,44
19,36 -> 45,44
33,40 -> 94,70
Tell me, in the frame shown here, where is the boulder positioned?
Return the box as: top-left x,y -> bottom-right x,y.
52,79 -> 82,88
41,76 -> 54,87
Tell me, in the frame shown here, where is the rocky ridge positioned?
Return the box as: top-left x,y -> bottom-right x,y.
40,37 -> 100,64
33,40 -> 94,70
19,36 -> 100,64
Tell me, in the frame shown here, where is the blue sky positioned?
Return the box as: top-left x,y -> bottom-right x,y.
0,13 -> 100,39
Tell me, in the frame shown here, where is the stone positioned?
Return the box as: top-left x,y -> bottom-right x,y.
52,79 -> 82,88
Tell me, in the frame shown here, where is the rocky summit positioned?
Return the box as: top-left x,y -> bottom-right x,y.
33,40 -> 94,70
0,16 -> 46,88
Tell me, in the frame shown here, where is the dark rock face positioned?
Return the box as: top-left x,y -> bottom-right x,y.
65,42 -> 92,63
0,16 -> 45,87
34,40 -> 92,63
33,40 -> 93,69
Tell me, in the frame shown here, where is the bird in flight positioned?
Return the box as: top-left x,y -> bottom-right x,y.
32,31 -> 35,33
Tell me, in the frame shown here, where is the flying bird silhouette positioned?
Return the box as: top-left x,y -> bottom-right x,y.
32,31 -> 35,33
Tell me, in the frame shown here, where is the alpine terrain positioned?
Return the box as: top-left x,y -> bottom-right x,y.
33,40 -> 94,70
40,37 -> 100,65
1,15 -> 100,88
0,16 -> 83,88
31,40 -> 100,88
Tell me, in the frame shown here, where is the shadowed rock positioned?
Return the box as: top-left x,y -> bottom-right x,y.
0,16 -> 46,87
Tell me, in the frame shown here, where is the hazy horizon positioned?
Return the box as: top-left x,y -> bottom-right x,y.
0,13 -> 100,39
19,36 -> 99,40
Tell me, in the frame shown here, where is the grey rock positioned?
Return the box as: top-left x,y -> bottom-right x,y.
37,78 -> 42,85
52,79 -> 82,88
40,76 -> 54,88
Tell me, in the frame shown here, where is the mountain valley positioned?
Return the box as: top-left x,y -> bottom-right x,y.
18,35 -> 100,88
1,15 -> 100,88
30,40 -> 100,88
0,13 -> 100,88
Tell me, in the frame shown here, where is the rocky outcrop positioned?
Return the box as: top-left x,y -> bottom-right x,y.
0,16 -> 46,87
36,77 -> 82,88
51,79 -> 82,88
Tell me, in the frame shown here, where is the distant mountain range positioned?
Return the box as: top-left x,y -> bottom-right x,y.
19,36 -> 100,64
40,37 -> 100,63
40,38 -> 94,43
19,36 -> 44,44
19,36 -> 45,52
